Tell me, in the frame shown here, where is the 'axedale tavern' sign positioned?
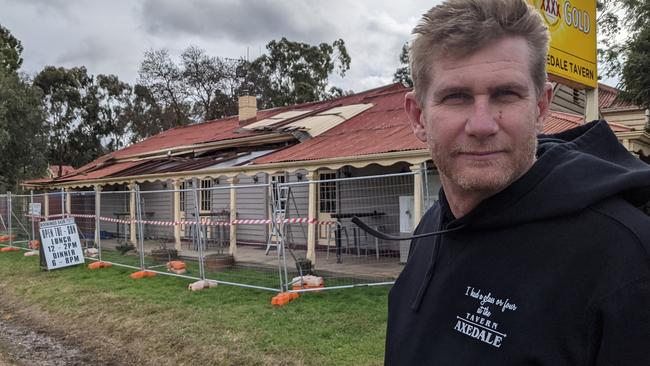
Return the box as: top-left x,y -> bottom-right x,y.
528,0 -> 597,88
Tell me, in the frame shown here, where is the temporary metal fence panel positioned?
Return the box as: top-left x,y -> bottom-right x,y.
277,171 -> 425,292
0,193 -> 12,248
196,179 -> 282,292
134,185 -> 190,281
0,191 -> 53,250
68,190 -> 96,244
96,187 -> 134,267
2,169 -> 438,295
0,194 -> 7,235
88,181 -> 283,292
8,193 -> 34,249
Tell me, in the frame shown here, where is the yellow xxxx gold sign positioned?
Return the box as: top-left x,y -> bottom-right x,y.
528,0 -> 597,88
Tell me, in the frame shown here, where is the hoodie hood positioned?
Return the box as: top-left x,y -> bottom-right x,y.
446,120 -> 650,230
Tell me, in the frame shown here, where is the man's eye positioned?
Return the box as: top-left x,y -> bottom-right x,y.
442,93 -> 471,104
493,90 -> 521,102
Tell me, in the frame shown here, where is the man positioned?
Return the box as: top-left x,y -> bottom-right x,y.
385,0 -> 650,364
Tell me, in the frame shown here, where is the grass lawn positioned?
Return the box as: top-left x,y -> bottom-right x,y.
0,249 -> 389,365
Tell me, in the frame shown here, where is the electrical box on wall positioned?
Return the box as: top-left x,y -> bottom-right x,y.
399,195 -> 437,233
399,196 -> 415,233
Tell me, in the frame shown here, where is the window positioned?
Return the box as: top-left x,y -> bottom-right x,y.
271,174 -> 288,212
179,181 -> 187,211
200,179 -> 212,211
319,172 -> 337,213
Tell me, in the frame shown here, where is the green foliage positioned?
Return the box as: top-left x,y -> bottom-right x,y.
241,37 -> 351,108
33,67 -> 134,166
598,0 -> 650,109
95,74 -> 132,151
123,83 -> 168,143
0,24 -> 23,74
393,42 -> 412,87
33,66 -> 102,168
132,38 -> 351,139
0,25 -> 47,192
181,46 -> 239,121
0,72 -> 47,192
137,48 -> 192,129
619,26 -> 650,108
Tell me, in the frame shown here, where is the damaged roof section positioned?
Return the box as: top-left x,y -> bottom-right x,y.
242,103 -> 374,140
252,87 -> 423,164
49,147 -> 283,183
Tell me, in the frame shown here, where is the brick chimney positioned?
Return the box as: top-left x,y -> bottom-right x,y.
238,95 -> 257,124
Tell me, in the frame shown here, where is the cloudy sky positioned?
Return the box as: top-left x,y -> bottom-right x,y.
0,0 -> 440,93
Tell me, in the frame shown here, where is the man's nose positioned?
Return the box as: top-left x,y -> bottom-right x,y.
465,97 -> 498,138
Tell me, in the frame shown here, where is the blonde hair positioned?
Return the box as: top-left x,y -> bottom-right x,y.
410,0 -> 549,105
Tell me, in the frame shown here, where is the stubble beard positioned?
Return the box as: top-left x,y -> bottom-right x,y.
429,132 -> 538,195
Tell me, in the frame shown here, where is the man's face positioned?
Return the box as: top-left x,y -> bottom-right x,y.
406,36 -> 552,196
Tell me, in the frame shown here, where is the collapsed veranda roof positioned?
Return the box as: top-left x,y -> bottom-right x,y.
27,83 -> 634,186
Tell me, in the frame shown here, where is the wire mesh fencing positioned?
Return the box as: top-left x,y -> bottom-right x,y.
6,193 -> 33,250
94,186 -> 134,267
274,172 -> 418,292
68,190 -> 96,246
0,194 -> 15,248
197,178 -> 282,292
89,179 -> 284,292
2,167 -> 440,295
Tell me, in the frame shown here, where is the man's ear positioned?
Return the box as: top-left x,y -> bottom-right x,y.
405,91 -> 427,142
535,82 -> 554,132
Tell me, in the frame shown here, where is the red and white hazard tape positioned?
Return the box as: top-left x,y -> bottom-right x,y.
27,213 -> 336,227
98,216 -> 131,224
69,213 -> 96,219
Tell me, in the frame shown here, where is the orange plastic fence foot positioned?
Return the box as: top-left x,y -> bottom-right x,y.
129,270 -> 156,279
167,261 -> 187,275
28,240 -> 40,250
0,234 -> 16,242
0,247 -> 20,252
271,292 -> 300,306
88,261 -> 113,270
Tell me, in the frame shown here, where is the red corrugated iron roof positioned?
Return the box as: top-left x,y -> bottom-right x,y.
110,115 -> 261,159
253,91 -> 633,165
543,111 -> 583,134
253,86 -> 425,164
543,110 -> 632,134
25,83 -> 639,185
55,161 -> 143,182
598,83 -> 638,110
72,85 -> 403,170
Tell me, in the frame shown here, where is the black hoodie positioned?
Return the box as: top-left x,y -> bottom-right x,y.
385,120 -> 650,365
